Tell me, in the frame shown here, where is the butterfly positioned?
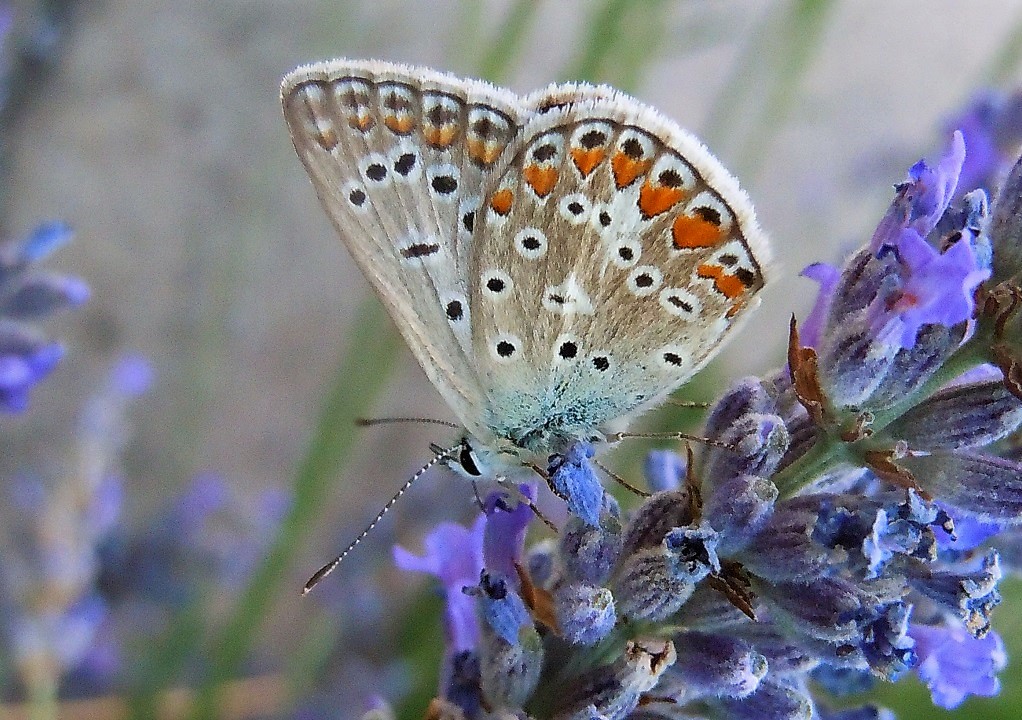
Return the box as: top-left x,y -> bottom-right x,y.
281,59 -> 770,581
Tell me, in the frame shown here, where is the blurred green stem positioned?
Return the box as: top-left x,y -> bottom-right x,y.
702,0 -> 834,180
27,675 -> 57,720
188,300 -> 402,720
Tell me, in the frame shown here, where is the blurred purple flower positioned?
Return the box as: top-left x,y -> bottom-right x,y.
394,516 -> 484,655
911,622 -> 1006,708
0,222 -> 87,412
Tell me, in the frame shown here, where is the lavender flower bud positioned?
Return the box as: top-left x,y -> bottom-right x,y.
704,377 -> 774,441
548,443 -> 603,527
739,498 -> 836,582
559,508 -> 623,585
901,451 -> 1022,523
829,248 -> 888,322
715,679 -> 814,720
703,413 -> 789,487
551,639 -> 676,720
865,323 -> 967,411
673,584 -> 754,631
989,151 -> 1022,283
619,490 -> 693,559
703,474 -> 778,554
479,619 -> 543,710
553,581 -> 616,646
887,380 -> 1022,450
613,525 -> 719,621
477,573 -> 533,646
669,632 -> 767,699
907,550 -> 1001,636
819,306 -> 901,409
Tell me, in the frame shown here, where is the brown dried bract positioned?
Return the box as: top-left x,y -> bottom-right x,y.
787,315 -> 827,425
424,697 -> 467,720
863,449 -> 931,499
515,563 -> 560,634
992,343 -> 1022,401
707,560 -> 757,621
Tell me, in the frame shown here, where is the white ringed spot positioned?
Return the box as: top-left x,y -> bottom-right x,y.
684,191 -> 734,234
427,163 -> 460,200
657,344 -> 691,372
490,332 -> 523,363
553,333 -> 581,363
481,268 -> 513,300
558,193 -> 592,224
359,152 -> 392,185
343,181 -> 370,213
514,228 -> 548,260
626,265 -> 663,297
609,237 -> 642,269
659,287 -> 703,318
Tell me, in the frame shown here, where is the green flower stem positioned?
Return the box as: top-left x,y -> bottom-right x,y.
772,332 -> 991,500
27,675 -> 58,720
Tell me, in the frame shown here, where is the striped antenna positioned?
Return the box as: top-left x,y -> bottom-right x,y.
301,441 -> 462,595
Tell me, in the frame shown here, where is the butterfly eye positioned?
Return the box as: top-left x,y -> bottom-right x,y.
458,444 -> 482,476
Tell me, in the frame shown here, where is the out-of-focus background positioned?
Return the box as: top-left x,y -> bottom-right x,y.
2,1 -> 1022,718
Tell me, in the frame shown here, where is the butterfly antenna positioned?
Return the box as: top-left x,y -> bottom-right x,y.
593,459 -> 651,498
356,417 -> 461,428
609,430 -> 735,452
301,441 -> 462,595
663,398 -> 710,409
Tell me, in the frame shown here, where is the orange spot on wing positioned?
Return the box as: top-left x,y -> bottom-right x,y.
638,180 -> 686,218
726,298 -> 746,318
570,147 -> 605,177
698,264 -> 746,300
524,165 -> 558,198
351,113 -> 374,131
490,189 -> 514,216
384,115 -> 415,134
468,139 -> 503,165
315,128 -> 338,151
424,125 -> 457,147
611,152 -> 652,189
672,215 -> 723,249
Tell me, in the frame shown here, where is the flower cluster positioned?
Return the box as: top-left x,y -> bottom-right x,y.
385,129 -> 1022,719
0,356 -> 149,700
0,222 -> 88,412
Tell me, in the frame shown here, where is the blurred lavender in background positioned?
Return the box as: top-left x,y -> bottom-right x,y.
1,3 -> 1022,720
0,222 -> 88,412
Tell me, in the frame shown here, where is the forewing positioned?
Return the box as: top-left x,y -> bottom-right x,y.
469,84 -> 770,437
282,59 -> 522,426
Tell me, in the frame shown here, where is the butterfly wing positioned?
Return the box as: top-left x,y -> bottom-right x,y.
281,59 -> 523,429
468,84 -> 770,451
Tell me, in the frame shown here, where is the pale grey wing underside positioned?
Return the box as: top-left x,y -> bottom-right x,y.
468,84 -> 770,446
281,60 -> 523,433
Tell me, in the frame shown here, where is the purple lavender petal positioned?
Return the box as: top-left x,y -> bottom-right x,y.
911,623 -> 1006,708
483,483 -> 535,580
800,262 -> 841,349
